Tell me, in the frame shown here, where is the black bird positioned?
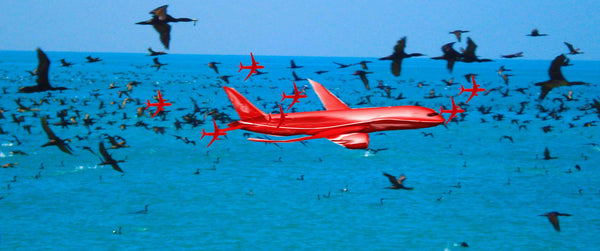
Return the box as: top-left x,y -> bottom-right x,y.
136,5 -> 196,49
133,204 -> 149,214
151,57 -> 167,71
449,30 -> 469,42
147,47 -> 167,56
543,147 -> 557,160
500,135 -> 514,143
288,60 -> 303,69
333,62 -> 356,68
207,62 -> 220,74
40,118 -> 72,155
501,52 -> 523,58
59,59 -> 74,67
527,28 -> 548,37
18,48 -> 68,93
534,54 -> 587,100
98,142 -> 125,173
218,75 -> 232,84
292,71 -> 306,81
564,42 -> 583,55
539,212 -> 571,232
460,37 -> 492,63
85,56 -> 102,63
383,172 -> 413,190
352,70 -> 372,90
431,42 -> 461,73
379,37 -> 424,76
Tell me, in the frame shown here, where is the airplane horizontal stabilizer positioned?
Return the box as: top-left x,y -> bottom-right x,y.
223,86 -> 267,121
326,133 -> 369,149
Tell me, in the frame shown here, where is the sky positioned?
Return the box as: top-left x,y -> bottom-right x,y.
2,0 -> 599,60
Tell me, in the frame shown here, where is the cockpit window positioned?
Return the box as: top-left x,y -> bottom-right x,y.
427,112 -> 439,116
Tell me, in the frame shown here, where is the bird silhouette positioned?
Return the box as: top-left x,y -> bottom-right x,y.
379,37 -> 424,76
431,42 -> 461,73
527,28 -> 548,37
539,212 -> 571,231
19,48 -> 68,93
40,118 -> 72,155
383,172 -> 413,190
136,5 -> 196,49
98,142 -> 125,173
564,42 -> 583,55
534,54 -> 587,100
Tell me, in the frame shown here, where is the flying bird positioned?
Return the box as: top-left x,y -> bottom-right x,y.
59,59 -> 74,67
539,212 -> 571,232
564,42 -> 583,55
379,37 -> 424,76
288,60 -> 303,69
151,57 -> 167,71
85,56 -> 102,63
18,48 -> 68,93
534,54 -> 587,100
460,37 -> 492,63
147,47 -> 167,56
352,70 -> 372,90
136,5 -> 196,49
383,172 -> 413,190
431,42 -> 461,73
527,28 -> 548,37
98,142 -> 125,173
502,52 -> 523,58
40,118 -> 72,155
207,62 -> 221,74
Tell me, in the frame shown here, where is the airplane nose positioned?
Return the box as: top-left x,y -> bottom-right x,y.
426,112 -> 445,124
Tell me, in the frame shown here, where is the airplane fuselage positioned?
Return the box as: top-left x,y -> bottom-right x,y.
228,106 -> 444,137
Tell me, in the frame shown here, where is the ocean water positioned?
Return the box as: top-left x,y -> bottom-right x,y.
0,50 -> 599,250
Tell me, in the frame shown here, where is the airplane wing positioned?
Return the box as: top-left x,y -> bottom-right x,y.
250,52 -> 257,65
249,132 -> 369,149
157,90 -> 163,101
308,79 -> 350,110
466,92 -> 476,103
152,106 -> 162,118
244,71 -> 253,81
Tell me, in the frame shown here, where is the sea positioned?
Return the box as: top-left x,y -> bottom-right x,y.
0,50 -> 598,250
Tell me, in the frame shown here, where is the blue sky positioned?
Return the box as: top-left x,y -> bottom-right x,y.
2,1 -> 599,60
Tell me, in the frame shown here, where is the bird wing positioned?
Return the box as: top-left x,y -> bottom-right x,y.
548,54 -> 566,81
153,23 -> 171,49
151,5 -> 168,19
564,42 -> 575,52
391,59 -> 402,77
547,214 -> 561,231
393,37 -> 407,55
383,173 -> 399,185
537,83 -> 553,100
464,38 -> 477,58
41,118 -> 57,140
360,74 -> 369,89
398,174 -> 406,184
57,141 -> 73,155
36,48 -> 51,89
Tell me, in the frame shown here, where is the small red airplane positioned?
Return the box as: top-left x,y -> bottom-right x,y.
458,75 -> 486,103
281,81 -> 307,110
200,79 -> 444,149
239,52 -> 265,81
201,119 -> 228,147
439,96 -> 465,125
145,90 -> 172,118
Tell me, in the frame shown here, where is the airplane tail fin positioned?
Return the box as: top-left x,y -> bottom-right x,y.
146,100 -> 151,110
281,92 -> 286,102
459,85 -> 465,95
223,86 -> 267,121
200,129 -> 207,139
238,63 -> 243,73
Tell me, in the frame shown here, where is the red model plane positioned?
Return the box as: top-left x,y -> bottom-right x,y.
145,90 -> 172,118
200,79 -> 444,149
439,96 -> 465,125
239,52 -> 265,81
201,119 -> 228,147
281,81 -> 307,110
458,75 -> 485,103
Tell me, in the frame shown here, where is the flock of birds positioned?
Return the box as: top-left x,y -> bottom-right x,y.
1,4 -> 598,243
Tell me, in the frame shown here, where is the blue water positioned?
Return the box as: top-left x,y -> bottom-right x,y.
0,50 -> 599,250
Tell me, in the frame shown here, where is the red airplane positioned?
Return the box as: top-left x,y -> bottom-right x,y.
201,119 -> 228,147
458,75 -> 485,103
281,81 -> 307,110
239,52 -> 265,81
201,79 -> 444,149
439,96 -> 465,125
145,90 -> 172,118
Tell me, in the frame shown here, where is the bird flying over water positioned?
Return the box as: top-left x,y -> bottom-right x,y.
431,42 -> 461,73
460,37 -> 492,63
539,211 -> 571,232
136,5 -> 196,49
353,70 -> 372,90
383,172 -> 413,190
18,48 -> 68,93
151,57 -> 167,71
379,37 -> 424,76
147,47 -> 167,56
527,28 -> 548,37
534,54 -> 587,100
98,142 -> 125,173
564,42 -> 583,55
40,118 -> 72,155
449,30 -> 469,42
